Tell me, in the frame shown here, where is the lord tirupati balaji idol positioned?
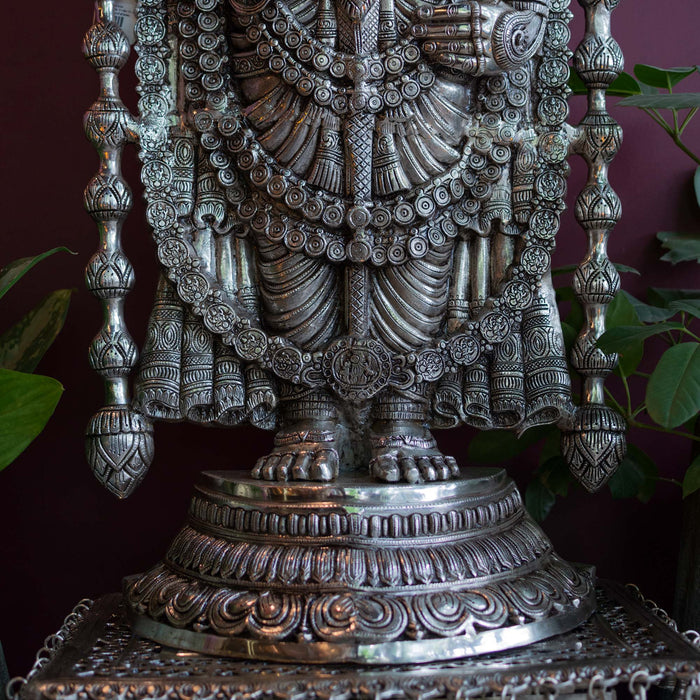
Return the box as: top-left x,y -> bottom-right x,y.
83,0 -> 627,663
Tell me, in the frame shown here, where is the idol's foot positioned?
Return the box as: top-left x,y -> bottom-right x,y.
251,425 -> 339,481
369,426 -> 460,484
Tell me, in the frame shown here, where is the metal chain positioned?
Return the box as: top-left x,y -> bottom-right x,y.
5,599 -> 93,700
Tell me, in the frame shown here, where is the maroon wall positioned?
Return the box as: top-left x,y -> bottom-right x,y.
1,0 -> 699,678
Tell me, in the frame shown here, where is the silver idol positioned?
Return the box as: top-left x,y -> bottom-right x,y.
83,0 -> 626,662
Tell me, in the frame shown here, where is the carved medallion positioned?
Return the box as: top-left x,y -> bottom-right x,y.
322,337 -> 391,401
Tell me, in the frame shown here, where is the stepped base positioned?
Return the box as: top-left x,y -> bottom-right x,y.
125,469 -> 595,664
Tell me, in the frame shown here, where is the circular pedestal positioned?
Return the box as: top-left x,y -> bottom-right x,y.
126,469 -> 595,664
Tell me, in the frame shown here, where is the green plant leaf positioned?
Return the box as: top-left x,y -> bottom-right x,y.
0,369 -> 63,471
525,479 -> 556,523
467,425 -> 552,464
633,65 -> 698,89
657,230 -> 700,264
539,455 -> 571,497
608,454 -> 645,499
607,443 -> 657,501
567,70 -> 587,96
683,454 -> 700,498
0,289 -> 72,372
556,286 -> 585,331
609,72 -> 644,96
619,94 -> 700,110
607,292 -> 641,328
560,321 -> 578,354
597,323 -> 683,354
613,263 -> 642,275
648,288 -> 700,307
606,293 -> 643,375
0,248 -> 73,301
669,299 -> 700,320
695,166 -> 700,209
646,342 -> 700,429
552,264 -> 577,276
631,446 -> 660,503
622,291 -> 675,322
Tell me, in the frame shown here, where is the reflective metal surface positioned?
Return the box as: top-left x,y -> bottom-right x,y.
9,583 -> 700,700
84,0 -> 626,498
125,469 -> 595,663
82,0 -> 628,664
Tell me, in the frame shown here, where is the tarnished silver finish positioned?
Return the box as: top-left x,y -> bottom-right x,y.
82,0 -> 630,663
10,583 -> 700,700
125,469 -> 594,662
83,1 -> 154,499
561,0 -> 626,492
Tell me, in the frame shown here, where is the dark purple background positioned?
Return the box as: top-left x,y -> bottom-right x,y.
1,0 -> 699,678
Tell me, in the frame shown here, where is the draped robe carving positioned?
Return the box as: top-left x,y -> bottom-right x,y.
121,0 -> 625,486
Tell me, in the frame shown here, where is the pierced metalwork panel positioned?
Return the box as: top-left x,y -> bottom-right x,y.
11,583 -> 700,700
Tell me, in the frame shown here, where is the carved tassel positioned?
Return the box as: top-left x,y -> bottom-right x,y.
373,121 -> 410,195
512,134 -> 536,224
377,0 -> 396,50
308,118 -> 345,194
316,0 -> 337,47
171,130 -> 197,216
194,151 -> 230,233
481,167 -> 512,229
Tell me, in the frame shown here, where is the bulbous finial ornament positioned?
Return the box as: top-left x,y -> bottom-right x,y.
85,407 -> 154,499
82,20 -> 130,71
561,405 -> 627,492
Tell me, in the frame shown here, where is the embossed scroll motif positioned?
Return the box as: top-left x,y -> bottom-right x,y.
123,471 -> 597,661
84,0 -> 626,493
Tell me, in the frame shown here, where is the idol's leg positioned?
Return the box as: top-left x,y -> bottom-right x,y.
370,386 -> 460,483
368,241 -> 460,483
251,235 -> 342,481
252,384 -> 340,481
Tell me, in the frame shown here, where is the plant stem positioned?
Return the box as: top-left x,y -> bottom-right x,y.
671,133 -> 700,166
645,108 -> 674,135
605,388 -> 627,417
679,108 -> 698,135
679,326 -> 700,343
621,372 -> 633,416
658,476 -> 683,487
631,404 -> 647,419
629,419 -> 700,443
642,108 -> 700,165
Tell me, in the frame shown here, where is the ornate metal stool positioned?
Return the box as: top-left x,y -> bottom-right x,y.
8,583 -> 700,699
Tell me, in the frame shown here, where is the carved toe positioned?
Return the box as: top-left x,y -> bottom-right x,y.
292,451 -> 312,480
432,456 -> 450,481
311,449 -> 339,481
399,456 -> 421,484
276,453 -> 294,480
369,453 -> 401,482
262,454 -> 281,480
417,456 -> 437,481
445,455 -> 460,477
